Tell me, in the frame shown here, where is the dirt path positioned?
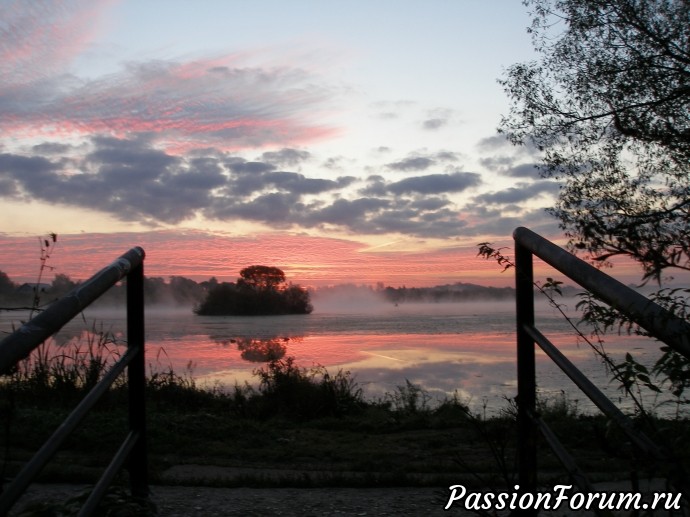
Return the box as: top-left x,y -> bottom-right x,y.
10,479 -> 673,516
10,484 -> 461,516
7,469 -> 670,516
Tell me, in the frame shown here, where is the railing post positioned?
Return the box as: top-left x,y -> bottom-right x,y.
126,260 -> 148,498
515,239 -> 537,502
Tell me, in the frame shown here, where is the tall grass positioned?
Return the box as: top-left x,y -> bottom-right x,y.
4,324 -> 124,404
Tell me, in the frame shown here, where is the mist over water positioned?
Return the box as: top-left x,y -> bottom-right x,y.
0,296 -> 671,416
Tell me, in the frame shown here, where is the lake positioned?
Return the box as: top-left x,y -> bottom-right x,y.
0,298 -> 670,416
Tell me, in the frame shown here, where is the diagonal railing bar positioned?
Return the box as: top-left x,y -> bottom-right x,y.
522,324 -> 663,458
78,430 -> 141,517
0,246 -> 147,516
528,410 -> 596,494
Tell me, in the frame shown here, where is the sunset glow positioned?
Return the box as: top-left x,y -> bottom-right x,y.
0,229 -> 521,288
0,1 -> 658,290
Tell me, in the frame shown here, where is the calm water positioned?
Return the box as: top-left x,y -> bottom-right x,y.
0,299 -> 670,415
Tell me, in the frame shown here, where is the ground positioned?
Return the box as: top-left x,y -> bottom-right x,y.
8,469 -> 673,516
10,484 -> 454,516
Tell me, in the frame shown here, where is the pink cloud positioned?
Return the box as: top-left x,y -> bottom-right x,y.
0,3 -> 341,153
0,0 -> 114,86
3,56 -> 340,153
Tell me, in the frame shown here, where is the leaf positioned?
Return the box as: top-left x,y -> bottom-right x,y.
633,363 -> 648,374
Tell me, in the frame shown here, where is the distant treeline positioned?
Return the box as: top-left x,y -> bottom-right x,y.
379,283 -> 515,303
314,282 -> 516,304
379,282 -> 584,303
315,282 -> 582,305
0,268 -> 582,312
0,270 -> 209,309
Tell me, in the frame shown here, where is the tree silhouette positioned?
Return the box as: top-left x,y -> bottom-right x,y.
239,265 -> 286,291
500,0 -> 690,283
195,265 -> 312,316
500,0 -> 690,410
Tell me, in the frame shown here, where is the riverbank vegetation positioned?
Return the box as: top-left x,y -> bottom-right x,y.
2,332 -> 689,497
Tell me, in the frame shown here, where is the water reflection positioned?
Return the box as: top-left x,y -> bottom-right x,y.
0,305 -> 670,416
213,336 -> 291,363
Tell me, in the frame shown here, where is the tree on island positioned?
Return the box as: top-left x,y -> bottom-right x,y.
194,265 -> 313,316
238,265 -> 286,291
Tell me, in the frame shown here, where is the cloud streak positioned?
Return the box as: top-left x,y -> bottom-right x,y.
0,3 -> 339,153
2,58 -> 339,152
0,0 -> 112,85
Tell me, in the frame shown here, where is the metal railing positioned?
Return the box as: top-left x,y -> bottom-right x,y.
514,227 -> 690,508
0,247 -> 147,516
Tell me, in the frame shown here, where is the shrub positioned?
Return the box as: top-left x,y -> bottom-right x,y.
252,357 -> 364,420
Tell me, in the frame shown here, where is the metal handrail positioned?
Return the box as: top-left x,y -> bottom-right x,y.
514,227 -> 690,356
0,247 -> 147,516
514,227 -> 690,509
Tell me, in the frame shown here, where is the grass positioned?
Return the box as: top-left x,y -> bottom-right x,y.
2,329 -> 690,504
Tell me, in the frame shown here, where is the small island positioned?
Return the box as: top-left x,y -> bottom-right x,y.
194,265 -> 313,316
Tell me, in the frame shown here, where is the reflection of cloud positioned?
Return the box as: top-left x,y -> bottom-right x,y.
360,351 -> 406,362
344,356 -> 518,414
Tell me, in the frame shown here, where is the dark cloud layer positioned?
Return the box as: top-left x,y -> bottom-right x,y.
423,118 -> 446,130
386,157 -> 435,172
389,172 -> 481,195
474,181 -> 558,205
0,133 -> 560,239
385,151 -> 459,173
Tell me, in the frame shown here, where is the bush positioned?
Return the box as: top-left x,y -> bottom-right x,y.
251,357 -> 364,420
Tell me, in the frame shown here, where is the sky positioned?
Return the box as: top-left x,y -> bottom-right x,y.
0,0 -> 646,288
